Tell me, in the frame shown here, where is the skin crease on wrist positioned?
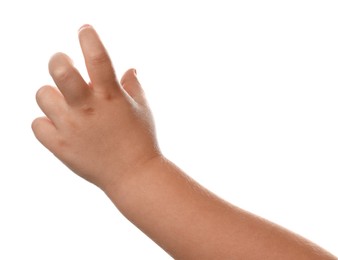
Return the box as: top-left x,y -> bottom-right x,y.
32,25 -> 337,259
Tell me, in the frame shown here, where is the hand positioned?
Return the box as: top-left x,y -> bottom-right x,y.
32,25 -> 161,190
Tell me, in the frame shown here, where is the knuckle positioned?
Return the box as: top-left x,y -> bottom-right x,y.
48,52 -> 73,83
55,135 -> 69,150
52,65 -> 72,83
88,51 -> 111,66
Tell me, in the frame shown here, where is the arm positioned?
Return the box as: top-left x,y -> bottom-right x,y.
107,156 -> 337,259
32,25 -> 337,260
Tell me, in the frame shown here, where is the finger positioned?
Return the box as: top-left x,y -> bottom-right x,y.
36,85 -> 67,125
78,25 -> 119,95
120,68 -> 147,106
49,52 -> 91,106
32,117 -> 59,152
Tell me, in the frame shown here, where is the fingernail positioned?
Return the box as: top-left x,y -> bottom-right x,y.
133,69 -> 137,76
78,24 -> 92,32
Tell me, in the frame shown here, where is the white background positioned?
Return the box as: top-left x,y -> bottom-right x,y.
0,0 -> 337,259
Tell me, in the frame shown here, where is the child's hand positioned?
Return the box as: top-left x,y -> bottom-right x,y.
32,25 -> 337,260
32,25 -> 161,190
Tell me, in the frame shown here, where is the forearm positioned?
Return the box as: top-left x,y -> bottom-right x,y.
104,156 -> 336,260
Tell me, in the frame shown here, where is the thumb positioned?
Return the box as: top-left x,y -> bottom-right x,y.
120,68 -> 146,105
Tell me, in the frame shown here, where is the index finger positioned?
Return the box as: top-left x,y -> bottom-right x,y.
78,25 -> 120,95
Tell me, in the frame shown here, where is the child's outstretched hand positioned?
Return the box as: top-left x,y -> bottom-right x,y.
32,25 -> 337,260
32,25 -> 161,190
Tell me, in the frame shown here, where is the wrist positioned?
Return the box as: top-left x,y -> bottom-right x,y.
101,153 -> 166,202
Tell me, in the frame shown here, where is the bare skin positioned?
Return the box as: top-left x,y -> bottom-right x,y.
32,25 -> 337,259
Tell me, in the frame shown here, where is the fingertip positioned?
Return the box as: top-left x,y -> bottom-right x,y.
120,68 -> 148,105
31,117 -> 53,135
31,117 -> 40,132
49,52 -> 71,62
35,85 -> 52,107
36,85 -> 47,102
120,68 -> 138,85
48,52 -> 73,74
32,117 -> 58,149
78,24 -> 92,32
